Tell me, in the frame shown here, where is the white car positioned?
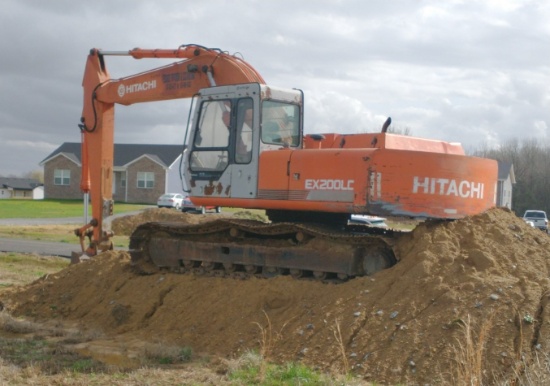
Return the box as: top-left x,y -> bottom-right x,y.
349,215 -> 388,228
157,193 -> 185,210
524,219 -> 535,227
522,210 -> 548,232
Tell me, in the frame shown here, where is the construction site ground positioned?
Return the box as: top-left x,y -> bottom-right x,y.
2,207 -> 550,385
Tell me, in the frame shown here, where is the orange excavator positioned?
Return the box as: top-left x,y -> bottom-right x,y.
76,44 -> 498,280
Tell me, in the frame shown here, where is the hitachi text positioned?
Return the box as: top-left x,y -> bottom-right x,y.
412,177 -> 484,199
118,80 -> 157,97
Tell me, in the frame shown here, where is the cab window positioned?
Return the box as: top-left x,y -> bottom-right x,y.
261,100 -> 300,147
190,100 -> 230,172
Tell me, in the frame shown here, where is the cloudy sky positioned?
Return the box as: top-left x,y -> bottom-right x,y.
1,0 -> 549,177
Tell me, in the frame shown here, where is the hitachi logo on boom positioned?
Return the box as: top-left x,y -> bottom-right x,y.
117,80 -> 157,97
412,176 -> 484,199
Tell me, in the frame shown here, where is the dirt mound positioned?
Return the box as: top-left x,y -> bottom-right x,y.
110,208 -> 264,236
4,208 -> 550,384
110,208 -> 214,236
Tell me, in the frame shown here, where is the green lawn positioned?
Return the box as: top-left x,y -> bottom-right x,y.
0,199 -> 151,219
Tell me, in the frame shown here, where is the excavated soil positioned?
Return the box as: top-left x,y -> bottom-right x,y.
3,207 -> 550,384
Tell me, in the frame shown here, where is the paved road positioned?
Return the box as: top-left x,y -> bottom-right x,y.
0,217 -> 81,257
0,210 -> 146,227
0,238 -> 78,258
0,217 -> 83,226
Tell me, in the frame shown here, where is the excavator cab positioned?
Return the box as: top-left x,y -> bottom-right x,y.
185,83 -> 303,202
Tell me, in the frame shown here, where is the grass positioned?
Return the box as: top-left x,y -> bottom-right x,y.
228,353 -> 327,385
253,311 -> 288,381
143,342 -> 193,364
0,205 -> 266,249
0,199 -> 151,219
0,224 -> 129,247
0,337 -> 108,375
0,199 -> 147,248
231,311 -> 362,385
0,252 -> 69,289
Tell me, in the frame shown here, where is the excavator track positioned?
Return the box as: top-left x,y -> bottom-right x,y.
129,219 -> 401,282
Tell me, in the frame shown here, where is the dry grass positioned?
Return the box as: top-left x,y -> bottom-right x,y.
0,303 -> 325,385
0,224 -> 76,242
253,310 -> 289,381
0,357 -> 233,386
451,314 -> 494,385
0,309 -> 230,385
142,342 -> 193,364
332,318 -> 350,374
0,253 -> 69,290
448,313 -> 550,386
512,351 -> 550,385
226,350 -> 263,375
0,311 -> 40,334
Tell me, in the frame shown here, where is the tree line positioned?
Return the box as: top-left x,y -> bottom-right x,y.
473,138 -> 550,216
0,170 -> 44,182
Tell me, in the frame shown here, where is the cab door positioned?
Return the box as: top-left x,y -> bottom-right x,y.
230,97 -> 259,198
186,83 -> 261,201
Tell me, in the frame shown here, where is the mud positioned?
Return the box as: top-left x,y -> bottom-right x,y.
3,207 -> 550,384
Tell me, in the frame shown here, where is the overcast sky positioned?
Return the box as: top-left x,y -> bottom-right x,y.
1,0 -> 549,177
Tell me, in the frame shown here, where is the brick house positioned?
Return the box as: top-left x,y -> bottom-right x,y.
40,143 -> 185,204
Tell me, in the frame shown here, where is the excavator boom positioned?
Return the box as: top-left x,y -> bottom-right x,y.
77,45 -> 265,254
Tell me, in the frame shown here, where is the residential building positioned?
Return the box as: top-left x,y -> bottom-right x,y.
0,177 -> 44,199
496,161 -> 515,209
40,143 -> 185,204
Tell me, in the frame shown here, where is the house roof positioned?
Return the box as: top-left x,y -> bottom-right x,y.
40,143 -> 184,168
0,177 -> 43,191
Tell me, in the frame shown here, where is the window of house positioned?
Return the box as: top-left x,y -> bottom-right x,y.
121,173 -> 126,188
54,169 -> 70,185
137,172 -> 154,188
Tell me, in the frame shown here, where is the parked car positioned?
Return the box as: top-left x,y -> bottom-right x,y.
524,219 -> 535,227
349,214 -> 388,228
157,193 -> 185,210
181,196 -> 221,214
522,210 -> 548,232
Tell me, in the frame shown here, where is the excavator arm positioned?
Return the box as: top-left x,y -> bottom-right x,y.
76,45 -> 265,257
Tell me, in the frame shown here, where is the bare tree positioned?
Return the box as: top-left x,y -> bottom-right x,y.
386,125 -> 413,136
472,138 -> 550,216
23,170 -> 44,183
